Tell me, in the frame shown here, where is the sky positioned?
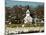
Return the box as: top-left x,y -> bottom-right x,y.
5,0 -> 44,8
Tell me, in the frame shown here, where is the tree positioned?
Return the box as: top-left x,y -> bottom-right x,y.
35,5 -> 44,19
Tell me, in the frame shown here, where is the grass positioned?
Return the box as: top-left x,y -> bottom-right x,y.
5,23 -> 44,28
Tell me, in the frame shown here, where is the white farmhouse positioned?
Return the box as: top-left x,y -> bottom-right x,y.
24,9 -> 33,24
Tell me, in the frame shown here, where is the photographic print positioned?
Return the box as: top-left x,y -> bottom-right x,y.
5,0 -> 44,35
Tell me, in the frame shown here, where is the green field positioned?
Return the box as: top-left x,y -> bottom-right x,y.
5,23 -> 44,28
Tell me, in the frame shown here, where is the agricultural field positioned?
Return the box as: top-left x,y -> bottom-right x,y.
6,23 -> 44,28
